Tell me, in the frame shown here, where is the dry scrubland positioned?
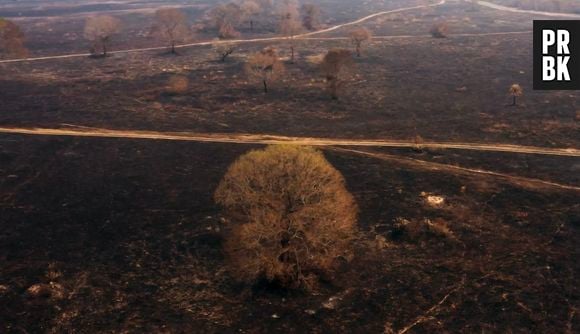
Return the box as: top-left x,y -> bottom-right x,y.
1,0 -> 579,333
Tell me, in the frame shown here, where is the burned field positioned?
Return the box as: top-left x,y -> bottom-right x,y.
0,136 -> 578,333
1,0 -> 579,333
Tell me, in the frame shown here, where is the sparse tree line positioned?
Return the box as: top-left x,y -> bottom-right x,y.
1,3 -> 524,103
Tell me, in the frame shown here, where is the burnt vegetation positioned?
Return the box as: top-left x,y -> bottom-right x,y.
0,0 -> 579,333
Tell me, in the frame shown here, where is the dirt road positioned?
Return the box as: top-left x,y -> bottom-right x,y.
332,147 -> 580,192
476,0 -> 580,18
0,126 -> 578,158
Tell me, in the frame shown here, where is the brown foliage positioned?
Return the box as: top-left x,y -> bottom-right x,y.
349,27 -> 372,57
0,18 -> 28,59
166,75 -> 189,95
209,3 -> 242,38
84,15 -> 121,57
245,47 -> 285,93
241,1 -> 262,31
301,4 -> 321,31
430,22 -> 449,38
320,48 -> 354,100
509,83 -> 523,106
152,8 -> 190,54
215,145 -> 358,289
218,21 -> 240,39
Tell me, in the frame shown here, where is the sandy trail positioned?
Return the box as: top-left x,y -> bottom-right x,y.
476,0 -> 580,18
332,147 -> 580,192
0,126 -> 578,158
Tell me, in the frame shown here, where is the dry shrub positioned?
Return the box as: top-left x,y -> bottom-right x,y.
215,145 -> 358,289
214,42 -> 236,62
393,217 -> 456,242
166,75 -> 189,95
430,21 -> 449,38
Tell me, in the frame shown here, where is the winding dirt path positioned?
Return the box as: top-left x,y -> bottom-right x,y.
476,0 -> 580,18
0,126 -> 578,158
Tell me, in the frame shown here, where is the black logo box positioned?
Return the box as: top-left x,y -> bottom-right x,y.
533,20 -> 580,90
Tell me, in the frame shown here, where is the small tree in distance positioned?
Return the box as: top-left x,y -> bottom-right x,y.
321,49 -> 354,100
241,0 -> 262,31
245,47 -> 285,93
509,84 -> 523,106
349,27 -> 372,57
152,8 -> 190,55
219,21 -> 241,39
0,18 -> 28,59
214,42 -> 236,62
209,3 -> 242,38
279,2 -> 302,63
215,145 -> 358,289
84,15 -> 121,57
430,21 -> 449,38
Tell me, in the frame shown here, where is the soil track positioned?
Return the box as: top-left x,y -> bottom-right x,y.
332,147 -> 580,192
0,126 -> 578,157
476,0 -> 580,18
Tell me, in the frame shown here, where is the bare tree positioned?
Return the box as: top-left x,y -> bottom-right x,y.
215,145 -> 358,289
279,2 -> 302,63
320,49 -> 354,100
241,0 -> 262,31
245,47 -> 285,93
0,18 -> 28,59
214,42 -> 236,62
84,15 -> 121,57
509,84 -> 523,106
152,8 -> 190,54
430,21 -> 449,38
209,3 -> 243,38
301,4 -> 321,31
219,21 -> 241,39
349,27 -> 372,57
